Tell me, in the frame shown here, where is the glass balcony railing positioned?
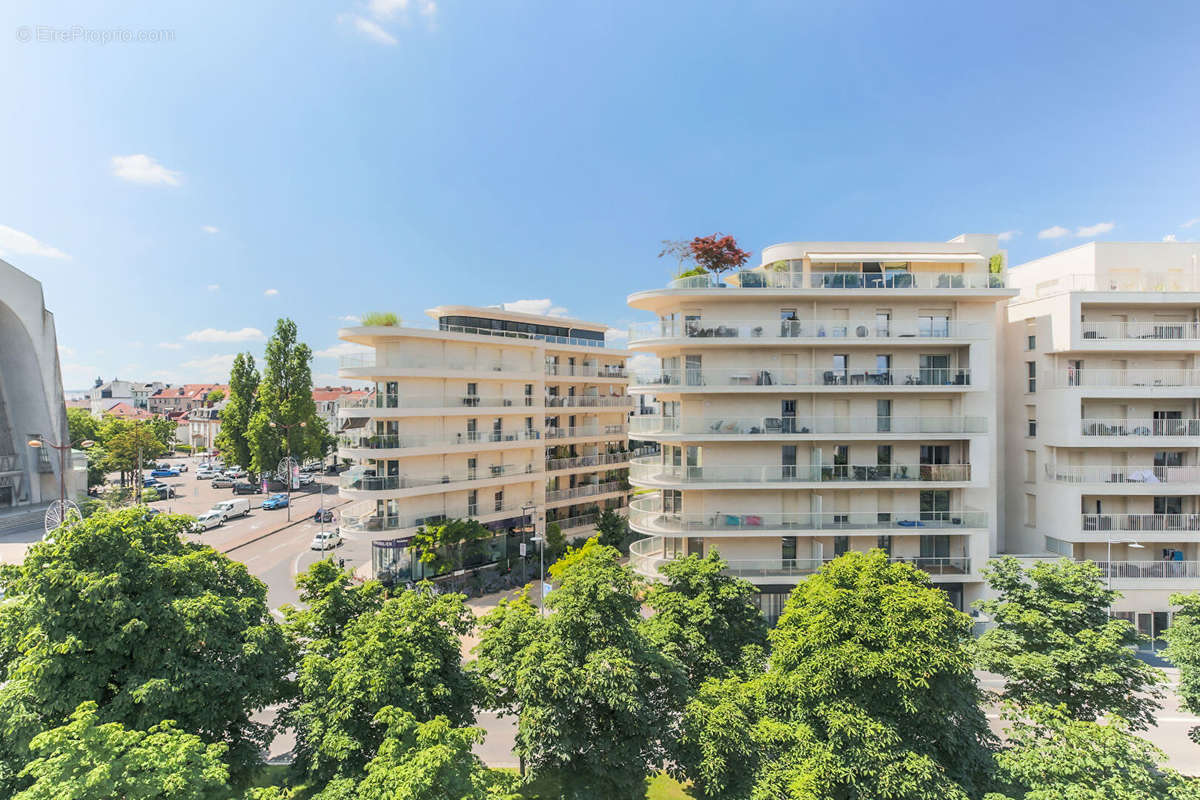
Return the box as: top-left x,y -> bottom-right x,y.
339,429 -> 543,451
630,456 -> 971,484
1057,369 -> 1200,389
1081,321 -> 1200,341
1080,418 -> 1200,437
342,394 -> 538,411
338,354 -> 536,373
629,415 -> 987,436
629,318 -> 986,343
340,500 -> 530,532
545,451 -> 637,471
1046,464 -> 1200,484
632,367 -> 971,389
545,481 -> 627,503
662,270 -> 1005,291
629,538 -> 972,579
340,462 -> 541,492
545,364 -> 628,378
1093,560 -> 1200,579
544,396 -> 634,408
1082,514 -> 1200,532
544,425 -> 628,440
628,497 -> 987,533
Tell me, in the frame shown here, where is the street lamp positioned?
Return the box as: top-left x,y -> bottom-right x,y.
29,436 -> 94,532
521,502 -> 535,587
269,420 -> 306,522
531,533 -> 547,616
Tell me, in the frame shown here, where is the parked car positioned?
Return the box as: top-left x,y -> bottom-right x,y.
261,493 -> 289,510
311,530 -> 342,550
300,463 -> 321,474
192,510 -> 225,531
298,473 -> 314,487
313,508 -> 335,523
150,468 -> 180,478
143,480 -> 176,498
175,463 -> 188,473
211,476 -> 234,488
196,469 -> 217,479
156,462 -> 172,470
232,481 -> 262,495
212,498 -> 250,518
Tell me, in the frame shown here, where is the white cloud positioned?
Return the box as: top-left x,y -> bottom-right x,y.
110,154 -> 182,187
0,224 -> 70,260
57,344 -> 75,359
264,288 -> 279,297
207,283 -> 220,292
179,353 -> 236,381
184,327 -> 265,343
341,13 -> 398,44
627,353 -> 657,374
1075,221 -> 1115,237
1164,234 -> 1179,243
338,314 -> 361,323
501,299 -> 569,318
1181,218 -> 1200,229
315,342 -> 372,358
996,230 -> 1019,242
368,0 -> 408,17
201,225 -> 219,234
158,341 -> 183,350
605,328 -> 629,342
1037,225 -> 1070,240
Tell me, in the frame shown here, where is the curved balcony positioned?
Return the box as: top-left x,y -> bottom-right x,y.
628,496 -> 987,535
338,352 -> 539,380
629,456 -> 971,487
1045,464 -> 1200,486
340,500 -> 530,533
544,424 -> 628,441
629,415 -> 986,438
545,480 -> 627,503
629,318 -> 986,346
545,364 -> 627,379
545,396 -> 634,408
656,270 -> 1004,292
340,393 -> 539,416
629,537 -> 972,581
1081,418 -> 1200,438
632,367 -> 972,391
339,462 -> 541,498
339,429 -> 542,457
545,451 -> 636,472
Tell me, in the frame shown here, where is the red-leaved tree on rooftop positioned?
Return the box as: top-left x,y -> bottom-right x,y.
659,234 -> 751,280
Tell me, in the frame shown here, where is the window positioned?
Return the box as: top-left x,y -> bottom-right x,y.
833,536 -> 849,556
876,399 -> 892,432
466,382 -> 478,397
875,312 -> 891,337
494,490 -> 504,512
877,535 -> 892,555
832,354 -> 849,380
1025,493 -> 1037,527
467,490 -> 478,516
1024,450 -> 1036,482
1026,405 -> 1037,437
920,490 -> 950,521
1045,536 -> 1072,556
782,445 -> 798,479
1026,361 -> 1036,392
1027,334 -> 1036,350
918,315 -> 950,337
781,536 -> 797,563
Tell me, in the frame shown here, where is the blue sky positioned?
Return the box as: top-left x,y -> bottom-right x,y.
2,0 -> 1199,390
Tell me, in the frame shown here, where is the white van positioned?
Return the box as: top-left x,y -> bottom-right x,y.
212,498 -> 250,519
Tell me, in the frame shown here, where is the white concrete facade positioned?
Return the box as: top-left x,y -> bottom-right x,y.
625,236 -> 1015,620
334,306 -> 632,581
0,257 -> 85,508
1005,241 -> 1200,642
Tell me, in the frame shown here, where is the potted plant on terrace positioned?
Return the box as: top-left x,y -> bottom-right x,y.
659,233 -> 752,287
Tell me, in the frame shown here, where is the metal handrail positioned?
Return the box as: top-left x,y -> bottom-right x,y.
1080,418 -> 1200,437
629,318 -> 986,342
629,415 -> 987,436
632,367 -> 972,389
630,456 -> 971,484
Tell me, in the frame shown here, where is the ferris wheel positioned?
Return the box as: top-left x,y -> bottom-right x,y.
44,499 -> 82,538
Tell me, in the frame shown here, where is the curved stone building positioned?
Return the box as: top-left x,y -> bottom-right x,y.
0,257 -> 80,509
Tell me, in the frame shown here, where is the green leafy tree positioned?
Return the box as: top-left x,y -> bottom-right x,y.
216,353 -> 260,470
286,586 -> 477,783
0,508 -> 288,792
281,560 -> 386,660
412,518 -> 493,576
975,557 -> 1164,730
984,705 -> 1200,800
246,319 -> 324,476
479,539 -> 687,799
14,701 -> 232,800
65,407 -> 99,448
542,521 -> 566,563
679,551 -> 994,800
643,551 -> 768,688
311,707 -> 520,800
205,388 -> 226,405
471,591 -> 542,719
99,420 -> 165,485
594,507 -> 628,548
1163,592 -> 1200,744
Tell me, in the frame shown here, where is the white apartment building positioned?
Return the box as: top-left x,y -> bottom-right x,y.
626,236 -> 1014,621
1005,241 -> 1200,645
334,306 -> 633,583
